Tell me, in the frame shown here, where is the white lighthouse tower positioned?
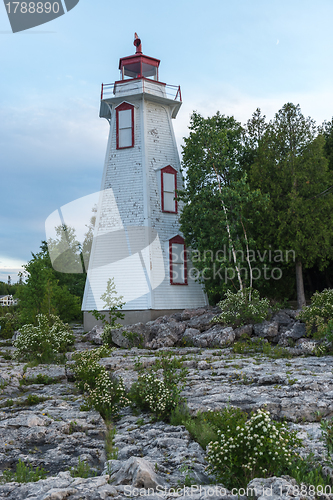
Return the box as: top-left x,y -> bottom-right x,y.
82,35 -> 207,328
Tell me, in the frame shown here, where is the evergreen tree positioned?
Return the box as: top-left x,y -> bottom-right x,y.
249,103 -> 333,308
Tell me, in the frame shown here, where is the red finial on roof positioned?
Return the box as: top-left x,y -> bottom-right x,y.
134,33 -> 142,54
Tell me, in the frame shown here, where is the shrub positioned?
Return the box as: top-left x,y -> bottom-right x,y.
70,457 -> 96,478
0,459 -> 47,484
130,373 -> 177,419
320,417 -> 333,459
298,288 -> 333,338
13,314 -> 74,363
130,351 -> 188,420
206,407 -> 302,488
71,346 -> 111,392
0,311 -> 20,339
71,346 -> 129,420
213,288 -> 270,327
90,278 -> 125,334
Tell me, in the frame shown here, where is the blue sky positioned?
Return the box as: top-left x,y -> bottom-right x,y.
1,0 -> 333,282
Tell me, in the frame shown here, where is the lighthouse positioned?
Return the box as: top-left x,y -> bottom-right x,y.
82,35 -> 208,329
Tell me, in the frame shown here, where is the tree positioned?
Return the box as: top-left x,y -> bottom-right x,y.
249,103 -> 333,308
16,239 -> 83,325
178,111 -> 265,303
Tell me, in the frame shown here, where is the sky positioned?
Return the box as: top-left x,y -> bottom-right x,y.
1,0 -> 333,283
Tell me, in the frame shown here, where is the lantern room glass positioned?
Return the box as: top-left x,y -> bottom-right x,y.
122,62 -> 158,80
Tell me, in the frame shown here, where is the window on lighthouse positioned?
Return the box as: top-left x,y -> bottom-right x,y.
161,166 -> 177,213
169,235 -> 187,285
116,103 -> 134,149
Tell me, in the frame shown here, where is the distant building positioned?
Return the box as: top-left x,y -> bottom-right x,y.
0,295 -> 17,307
82,35 -> 207,329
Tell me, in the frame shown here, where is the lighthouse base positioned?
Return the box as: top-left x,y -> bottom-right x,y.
83,309 -> 187,331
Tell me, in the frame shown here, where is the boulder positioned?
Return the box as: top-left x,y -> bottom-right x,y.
182,325 -> 235,348
12,330 -> 21,341
186,312 -> 216,332
234,324 -> 253,339
111,323 -> 149,348
180,308 -> 207,321
82,325 -> 104,345
272,311 -> 294,328
145,321 -> 185,349
278,321 -> 306,345
247,475 -> 298,499
109,456 -> 164,489
253,321 -> 279,338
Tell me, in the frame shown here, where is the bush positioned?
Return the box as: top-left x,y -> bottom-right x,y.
206,407 -> 302,488
13,314 -> 74,363
0,459 -> 47,484
0,311 -> 20,339
71,346 -> 111,392
130,351 -> 188,420
130,373 -> 177,419
71,346 -> 129,420
70,457 -> 96,478
320,417 -> 333,459
213,288 -> 270,327
298,289 -> 333,338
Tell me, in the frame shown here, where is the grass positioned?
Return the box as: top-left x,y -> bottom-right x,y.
0,350 -> 12,360
15,394 -> 50,406
232,336 -> 293,359
20,373 -> 59,386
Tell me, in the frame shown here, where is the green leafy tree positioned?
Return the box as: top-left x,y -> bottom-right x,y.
249,103 -> 333,308
178,111 -> 265,303
16,240 -> 83,325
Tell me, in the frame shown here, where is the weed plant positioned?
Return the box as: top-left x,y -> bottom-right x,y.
0,459 -> 47,484
105,421 -> 118,460
233,336 -> 292,359
20,374 -> 58,386
288,453 -> 330,491
71,346 -> 129,420
320,417 -> 333,459
69,457 -> 97,478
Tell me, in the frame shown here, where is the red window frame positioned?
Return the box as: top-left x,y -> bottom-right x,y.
169,235 -> 188,285
161,165 -> 177,213
116,102 -> 134,150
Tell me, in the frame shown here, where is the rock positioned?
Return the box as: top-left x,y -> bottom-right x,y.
246,475 -> 314,499
82,325 -> 104,345
1,308 -> 333,499
182,325 -> 235,348
278,322 -> 307,346
111,323 -> 149,348
234,324 -> 253,339
186,313 -> 216,332
289,321 -> 306,339
253,321 -> 279,338
146,321 -> 185,349
272,311 -> 294,328
180,308 -> 207,321
12,330 -> 21,341
109,456 -> 165,489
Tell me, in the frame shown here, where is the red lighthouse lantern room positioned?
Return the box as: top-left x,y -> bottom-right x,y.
119,33 -> 160,81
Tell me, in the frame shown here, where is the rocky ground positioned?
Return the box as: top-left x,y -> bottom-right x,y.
0,310 -> 333,499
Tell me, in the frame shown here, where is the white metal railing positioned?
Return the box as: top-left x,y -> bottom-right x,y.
101,79 -> 181,102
